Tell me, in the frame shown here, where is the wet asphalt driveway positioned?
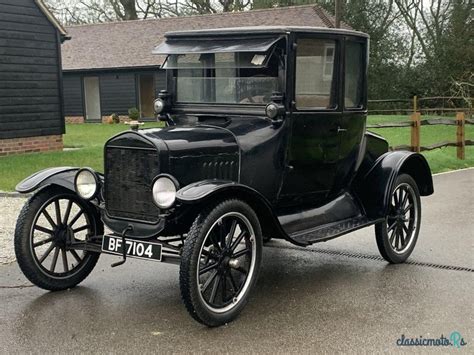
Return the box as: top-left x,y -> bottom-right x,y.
0,169 -> 473,353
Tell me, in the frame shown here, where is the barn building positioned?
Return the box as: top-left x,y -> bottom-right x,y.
0,0 -> 67,156
61,5 -> 347,123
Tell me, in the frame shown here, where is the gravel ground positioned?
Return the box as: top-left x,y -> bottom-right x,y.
0,196 -> 26,265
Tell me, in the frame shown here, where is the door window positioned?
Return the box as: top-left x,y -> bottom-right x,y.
344,41 -> 364,108
295,39 -> 337,109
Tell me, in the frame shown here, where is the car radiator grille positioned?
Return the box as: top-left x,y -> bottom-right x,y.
105,146 -> 160,223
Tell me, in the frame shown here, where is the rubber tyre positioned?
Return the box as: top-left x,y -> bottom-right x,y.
179,199 -> 263,327
375,174 -> 421,264
14,186 -> 102,291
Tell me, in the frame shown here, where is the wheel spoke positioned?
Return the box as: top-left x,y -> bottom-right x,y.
403,204 -> 413,214
226,220 -> 238,248
218,220 -> 227,248
73,224 -> 90,234
393,190 -> 399,206
209,276 -> 220,304
209,232 -> 222,251
61,248 -> 69,272
401,222 -> 410,235
34,225 -> 54,235
68,210 -> 84,228
63,200 -> 73,225
50,247 -> 60,272
221,274 -> 227,303
42,210 -> 57,229
54,200 -> 62,226
399,227 -> 406,246
401,190 -> 409,208
387,221 -> 397,232
38,243 -> 55,263
398,187 -> 403,207
228,272 -> 238,292
389,227 -> 397,245
394,228 -> 400,250
201,270 -> 218,293
199,262 -> 218,275
232,247 -> 251,258
33,236 -> 54,247
69,249 -> 82,263
230,231 -> 247,251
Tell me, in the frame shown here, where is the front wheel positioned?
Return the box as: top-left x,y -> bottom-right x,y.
179,199 -> 262,327
14,186 -> 102,291
375,174 -> 421,263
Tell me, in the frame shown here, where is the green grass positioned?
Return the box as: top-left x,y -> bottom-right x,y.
0,123 -> 162,192
0,115 -> 472,191
368,115 -> 473,173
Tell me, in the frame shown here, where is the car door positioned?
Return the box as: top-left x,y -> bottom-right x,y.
278,35 -> 343,207
333,37 -> 368,193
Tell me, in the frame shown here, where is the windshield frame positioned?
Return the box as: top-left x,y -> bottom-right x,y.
163,36 -> 288,112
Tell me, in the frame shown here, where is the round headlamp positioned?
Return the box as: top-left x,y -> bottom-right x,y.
154,98 -> 165,114
152,176 -> 177,209
265,103 -> 280,119
74,168 -> 98,200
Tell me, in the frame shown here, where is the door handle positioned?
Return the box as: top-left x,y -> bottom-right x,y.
337,126 -> 347,133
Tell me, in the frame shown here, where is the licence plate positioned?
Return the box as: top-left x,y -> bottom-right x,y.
102,235 -> 162,262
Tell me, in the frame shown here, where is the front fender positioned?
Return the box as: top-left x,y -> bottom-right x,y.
353,151 -> 434,219
176,180 -> 297,244
16,167 -> 80,194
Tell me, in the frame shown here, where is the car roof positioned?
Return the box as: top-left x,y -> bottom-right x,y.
164,26 -> 369,39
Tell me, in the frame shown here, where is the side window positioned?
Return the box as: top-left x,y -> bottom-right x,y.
344,41 -> 364,108
295,38 -> 337,109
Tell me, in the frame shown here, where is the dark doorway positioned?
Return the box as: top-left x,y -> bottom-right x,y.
138,74 -> 155,119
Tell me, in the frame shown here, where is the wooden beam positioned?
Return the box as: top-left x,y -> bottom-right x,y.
456,112 -> 465,160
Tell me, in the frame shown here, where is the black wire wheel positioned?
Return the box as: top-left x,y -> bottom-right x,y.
180,199 -> 262,327
14,186 -> 102,291
375,173 -> 421,264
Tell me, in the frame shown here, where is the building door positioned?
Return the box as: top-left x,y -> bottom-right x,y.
139,74 -> 155,119
83,77 -> 101,121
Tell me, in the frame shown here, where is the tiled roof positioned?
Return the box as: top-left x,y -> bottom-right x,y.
62,4 -> 350,71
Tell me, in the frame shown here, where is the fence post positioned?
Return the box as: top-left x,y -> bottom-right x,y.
456,112 -> 465,160
411,112 -> 421,153
413,95 -> 418,113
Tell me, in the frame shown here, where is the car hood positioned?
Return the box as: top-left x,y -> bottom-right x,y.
139,124 -> 240,186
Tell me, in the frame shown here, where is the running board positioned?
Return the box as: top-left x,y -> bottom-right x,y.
289,216 -> 378,246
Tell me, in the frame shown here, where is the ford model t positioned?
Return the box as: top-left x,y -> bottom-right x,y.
14,27 -> 433,327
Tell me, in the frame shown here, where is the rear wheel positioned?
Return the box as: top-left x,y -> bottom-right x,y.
179,199 -> 262,327
375,174 -> 421,263
14,186 -> 102,291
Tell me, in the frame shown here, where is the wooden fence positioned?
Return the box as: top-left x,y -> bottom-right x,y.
366,112 -> 473,159
368,96 -> 473,116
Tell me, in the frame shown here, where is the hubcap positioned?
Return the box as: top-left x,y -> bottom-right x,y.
197,212 -> 256,313
386,183 -> 418,254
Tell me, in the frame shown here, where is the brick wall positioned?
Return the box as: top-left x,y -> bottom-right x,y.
102,115 -> 130,124
65,116 -> 85,124
0,135 -> 63,157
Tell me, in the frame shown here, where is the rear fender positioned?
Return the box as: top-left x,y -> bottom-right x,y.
176,180 -> 294,243
353,151 -> 433,219
16,167 -> 80,194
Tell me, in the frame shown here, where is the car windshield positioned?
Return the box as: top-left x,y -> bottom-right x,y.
163,51 -> 281,105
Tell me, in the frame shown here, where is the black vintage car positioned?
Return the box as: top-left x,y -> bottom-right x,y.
14,26 -> 433,327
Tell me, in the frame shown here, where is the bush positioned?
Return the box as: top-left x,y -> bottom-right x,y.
128,107 -> 140,120
111,113 -> 120,124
